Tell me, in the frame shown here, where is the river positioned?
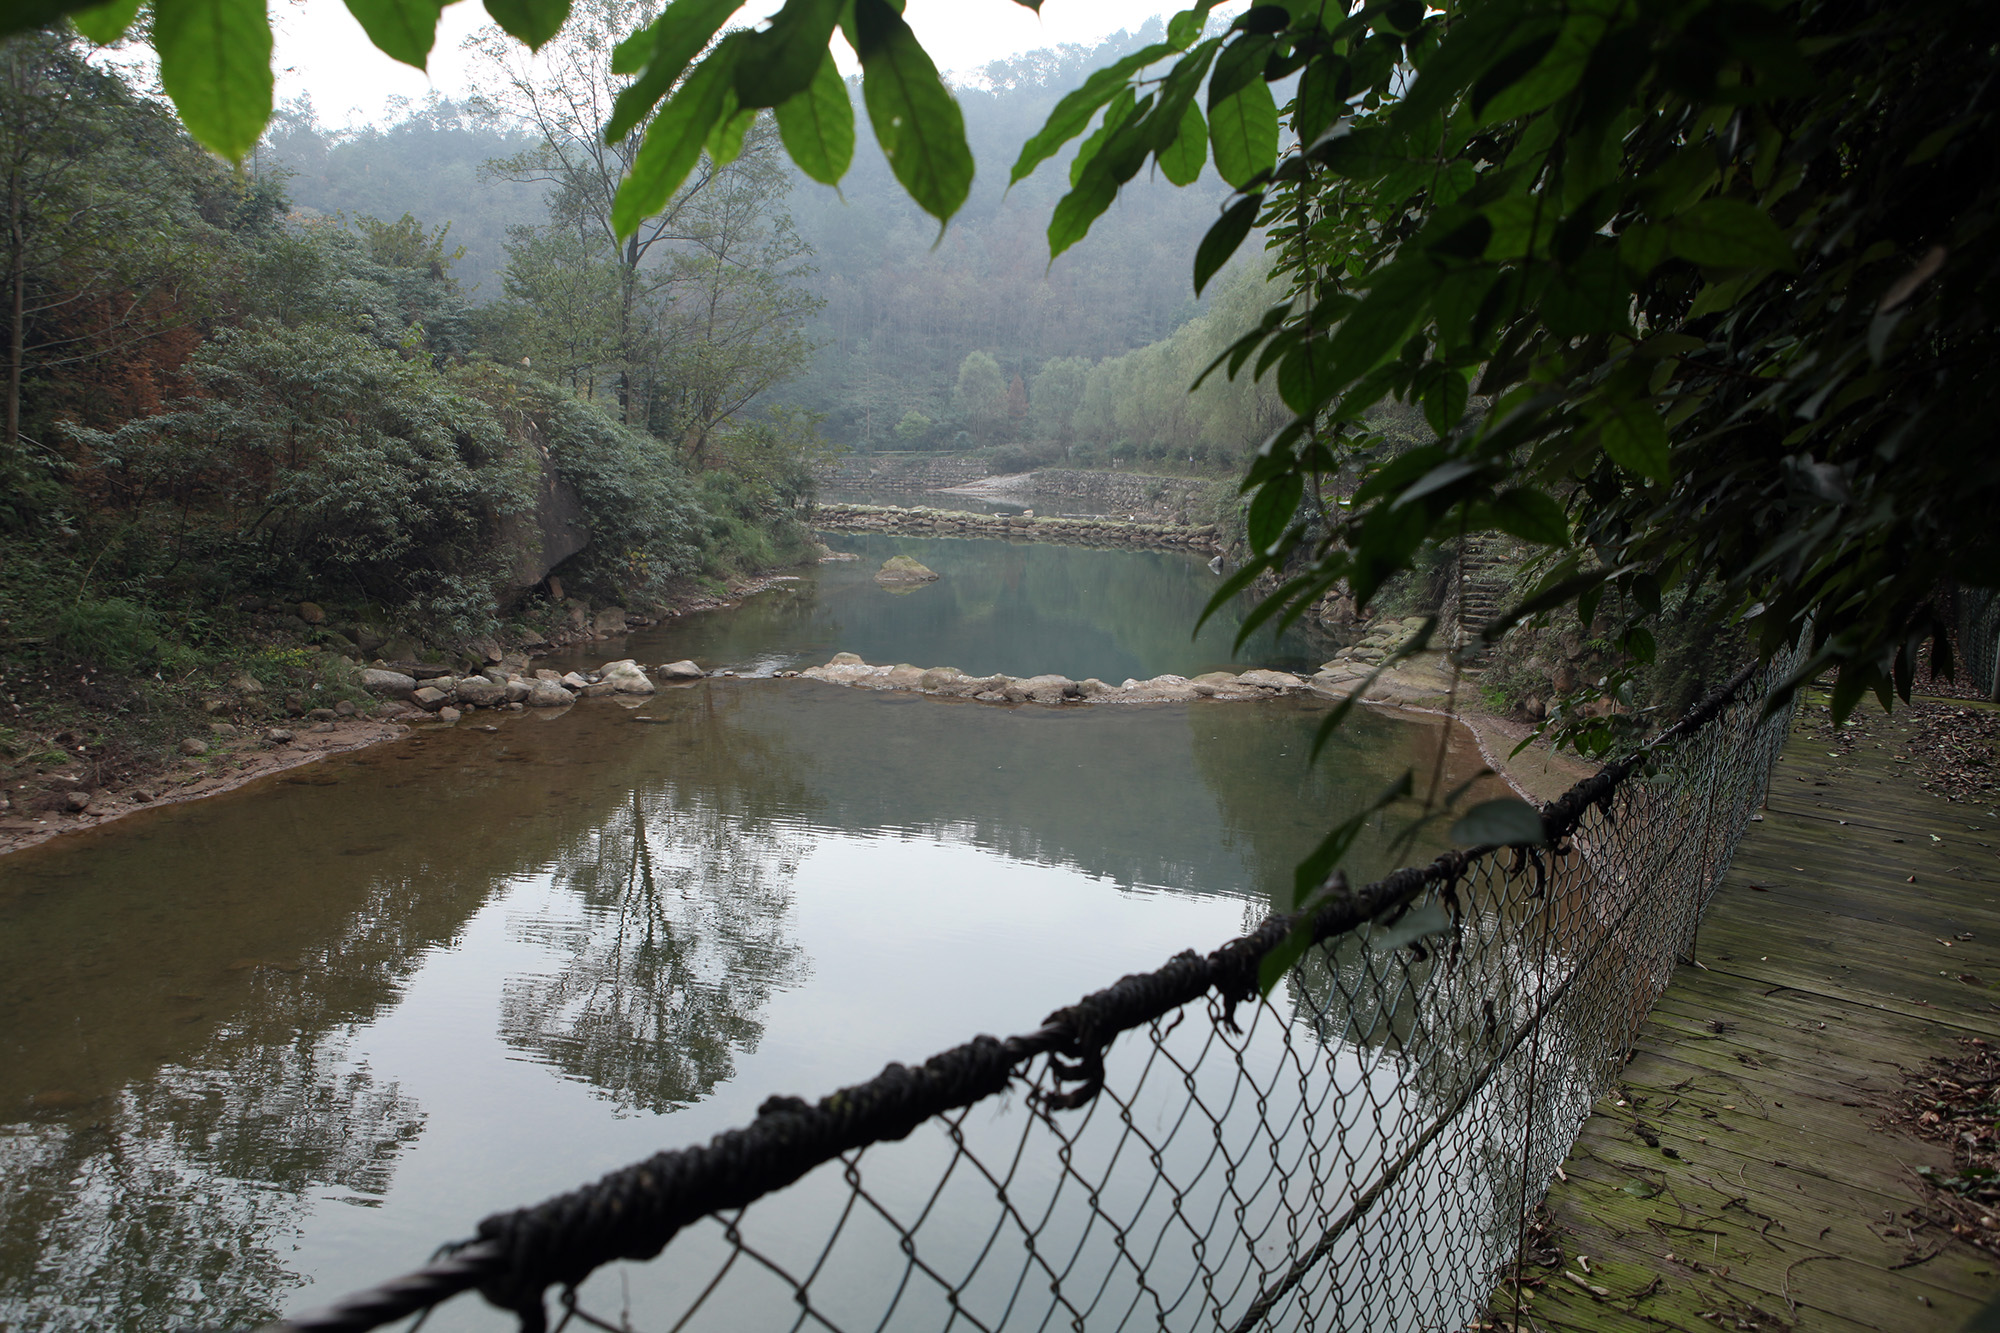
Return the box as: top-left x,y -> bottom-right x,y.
0,535 -> 1494,1331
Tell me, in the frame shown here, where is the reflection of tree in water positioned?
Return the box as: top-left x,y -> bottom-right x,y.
0,1025 -> 421,1333
500,690 -> 814,1114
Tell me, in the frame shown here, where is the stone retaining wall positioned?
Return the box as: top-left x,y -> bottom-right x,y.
998,469 -> 1217,523
818,455 -> 992,491
813,502 -> 1221,553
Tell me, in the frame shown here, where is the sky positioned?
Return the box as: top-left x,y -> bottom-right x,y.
271,0 -> 1200,126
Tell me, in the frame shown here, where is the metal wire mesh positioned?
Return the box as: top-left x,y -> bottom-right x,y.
268,660 -> 1797,1333
1958,586 -> 2000,700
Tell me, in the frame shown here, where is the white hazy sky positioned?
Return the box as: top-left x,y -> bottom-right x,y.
271,0 -> 1199,125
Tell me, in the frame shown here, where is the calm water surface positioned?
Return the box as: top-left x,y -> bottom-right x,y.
0,540 -> 1483,1331
615,531 -> 1328,681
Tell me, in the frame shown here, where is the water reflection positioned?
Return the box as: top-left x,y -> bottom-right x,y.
3,640 -> 1485,1331
503,787 -> 810,1115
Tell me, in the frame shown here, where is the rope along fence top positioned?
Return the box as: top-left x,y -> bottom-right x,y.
255,660 -> 1788,1333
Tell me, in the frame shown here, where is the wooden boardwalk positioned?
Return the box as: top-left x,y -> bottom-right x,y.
1499,698 -> 2000,1332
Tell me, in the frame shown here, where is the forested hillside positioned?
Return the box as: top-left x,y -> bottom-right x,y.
0,30 -> 826,768
264,21 -> 1255,461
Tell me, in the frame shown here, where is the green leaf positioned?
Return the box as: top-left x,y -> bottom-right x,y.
1625,624 -> 1657,664
775,51 -> 855,185
1294,55 -> 1344,145
1070,88 -> 1137,188
1617,220 -> 1672,275
1421,366 -> 1469,435
1325,256 -> 1437,394
1208,78 -> 1278,189
1541,245 -> 1631,337
1247,472 -> 1304,554
1158,100 -> 1208,186
1391,0 -> 1527,130
1450,797 -> 1545,847
1667,199 -> 1796,271
154,0 -> 272,162
604,0 -> 738,143
612,34 -> 745,238
69,0 -> 144,44
737,0 -> 844,109
1488,487 -> 1569,545
1009,40 -> 1179,186
1593,398 -> 1671,484
1208,33 -> 1275,108
1478,11 -> 1604,124
1193,192 -> 1260,296
1047,172 -> 1117,259
483,0 -> 567,49
706,99 -> 756,165
342,0 -> 444,69
857,0 -> 973,226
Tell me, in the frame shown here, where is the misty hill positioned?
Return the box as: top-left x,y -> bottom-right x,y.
260,23 -> 1230,447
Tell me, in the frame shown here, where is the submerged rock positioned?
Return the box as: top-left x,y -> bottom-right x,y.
874,555 -> 939,585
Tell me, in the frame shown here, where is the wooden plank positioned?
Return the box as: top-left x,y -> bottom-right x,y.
1500,708 -> 2000,1331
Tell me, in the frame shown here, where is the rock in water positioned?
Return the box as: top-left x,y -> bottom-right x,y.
526,680 -> 575,708
874,555 -> 939,585
657,660 -> 705,681
598,659 -> 657,694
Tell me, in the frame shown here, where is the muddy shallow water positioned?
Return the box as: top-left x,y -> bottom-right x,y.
0,541 -> 1490,1331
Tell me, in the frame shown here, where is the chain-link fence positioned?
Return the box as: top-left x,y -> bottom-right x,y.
1958,586 -> 2000,700
263,660 -> 1796,1333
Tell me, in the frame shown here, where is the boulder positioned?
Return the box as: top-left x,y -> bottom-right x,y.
827,652 -> 864,666
1013,673 -> 1079,704
1236,669 -> 1307,692
598,659 -> 657,694
456,676 -> 505,707
411,686 -> 449,711
527,680 -> 575,708
178,737 -> 207,756
592,606 -> 628,636
360,669 -> 417,698
265,728 -> 295,744
1119,674 -> 1199,702
874,555 -> 939,585
503,678 -> 532,704
437,706 -> 463,722
534,668 -> 564,683
229,672 -> 265,695
333,700 -> 357,716
297,601 -> 327,624
560,671 -> 591,689
350,623 -> 388,655
580,680 -> 618,698
657,659 -> 706,680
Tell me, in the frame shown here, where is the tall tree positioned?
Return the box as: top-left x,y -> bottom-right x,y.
469,0 -> 734,426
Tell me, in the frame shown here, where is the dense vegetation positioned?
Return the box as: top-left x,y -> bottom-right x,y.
261,21 -> 1264,465
0,30 -> 824,768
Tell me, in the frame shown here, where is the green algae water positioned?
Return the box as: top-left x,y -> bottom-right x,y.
0,541 -> 1485,1331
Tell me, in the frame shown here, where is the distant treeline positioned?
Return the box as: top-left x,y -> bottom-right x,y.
262,19 -> 1293,470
